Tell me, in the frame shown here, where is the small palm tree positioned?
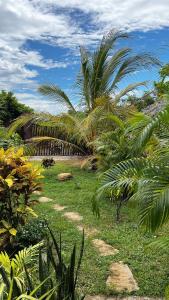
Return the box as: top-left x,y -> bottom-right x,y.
39,30 -> 159,113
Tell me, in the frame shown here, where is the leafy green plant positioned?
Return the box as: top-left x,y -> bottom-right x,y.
0,147 -> 43,249
41,158 -> 55,168
15,218 -> 48,248
0,227 -> 85,300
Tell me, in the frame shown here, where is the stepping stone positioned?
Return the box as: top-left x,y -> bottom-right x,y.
33,191 -> 42,195
63,212 -> 83,222
85,297 -> 161,300
92,239 -> 119,256
85,296 -> 106,300
53,204 -> 66,211
38,197 -> 53,203
57,173 -> 73,181
77,225 -> 99,237
106,261 -> 139,293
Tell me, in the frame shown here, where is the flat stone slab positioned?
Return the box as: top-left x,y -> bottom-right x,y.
85,295 -> 106,300
38,196 -> 53,203
92,239 -> 119,256
85,296 -> 162,300
85,296 -> 106,300
63,212 -> 83,222
53,204 -> 66,211
57,173 -> 73,181
77,225 -> 99,237
106,262 -> 139,293
33,191 -> 42,195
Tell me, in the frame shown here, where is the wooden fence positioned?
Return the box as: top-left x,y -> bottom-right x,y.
24,124 -> 84,156
33,141 -> 83,156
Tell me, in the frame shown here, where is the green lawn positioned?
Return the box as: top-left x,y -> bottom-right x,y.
33,161 -> 168,297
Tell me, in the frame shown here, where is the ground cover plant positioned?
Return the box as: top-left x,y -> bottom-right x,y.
32,160 -> 169,297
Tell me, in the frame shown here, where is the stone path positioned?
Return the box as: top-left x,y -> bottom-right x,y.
33,190 -> 42,195
38,196 -> 142,296
53,204 -> 67,211
92,239 -> 119,256
38,196 -> 53,203
106,262 -> 139,292
63,211 -> 83,221
77,225 -> 99,237
85,296 -> 163,300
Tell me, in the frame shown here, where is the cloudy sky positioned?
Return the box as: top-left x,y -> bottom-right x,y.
0,0 -> 169,114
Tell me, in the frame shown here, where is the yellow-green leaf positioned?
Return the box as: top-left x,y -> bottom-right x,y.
0,228 -> 7,234
5,178 -> 13,187
9,228 -> 17,236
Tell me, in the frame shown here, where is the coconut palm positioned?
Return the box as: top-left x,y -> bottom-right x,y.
8,30 -> 160,155
39,30 -> 159,113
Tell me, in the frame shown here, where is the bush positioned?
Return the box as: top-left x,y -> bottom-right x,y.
0,227 -> 85,300
42,158 -> 55,168
0,147 -> 43,249
16,218 -> 48,247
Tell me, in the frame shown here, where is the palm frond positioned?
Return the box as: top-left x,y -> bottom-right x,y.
100,157 -> 146,192
113,81 -> 147,104
133,104 -> 169,151
39,85 -> 76,112
110,53 -> 160,89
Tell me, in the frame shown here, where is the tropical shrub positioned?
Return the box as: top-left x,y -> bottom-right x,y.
15,218 -> 48,248
0,227 -> 85,300
42,158 -> 55,168
0,147 -> 43,249
0,127 -> 23,150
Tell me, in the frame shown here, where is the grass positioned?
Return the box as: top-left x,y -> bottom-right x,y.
33,160 -> 169,297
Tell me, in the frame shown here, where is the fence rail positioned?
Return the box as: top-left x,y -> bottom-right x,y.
24,124 -> 84,156
33,141 -> 82,156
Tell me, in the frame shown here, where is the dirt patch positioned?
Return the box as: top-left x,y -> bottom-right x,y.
77,225 -> 99,237
106,261 -> 139,292
38,196 -> 53,203
63,212 -> 83,222
92,239 -> 119,256
53,204 -> 66,211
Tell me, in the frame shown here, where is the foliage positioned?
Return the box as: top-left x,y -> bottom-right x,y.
0,127 -> 23,150
33,161 -> 168,297
15,218 -> 48,248
42,158 -> 55,168
126,92 -> 155,111
0,91 -> 33,127
0,227 -> 85,300
39,30 -> 159,112
0,147 -> 43,249
154,64 -> 169,97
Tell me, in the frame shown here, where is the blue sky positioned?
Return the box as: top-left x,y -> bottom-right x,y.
0,0 -> 169,114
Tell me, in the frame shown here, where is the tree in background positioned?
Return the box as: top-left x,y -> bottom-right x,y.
126,92 -> 155,111
154,64 -> 169,97
0,91 -> 33,126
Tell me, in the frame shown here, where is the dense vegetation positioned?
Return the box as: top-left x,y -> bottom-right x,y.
1,30 -> 169,298
0,91 -> 33,127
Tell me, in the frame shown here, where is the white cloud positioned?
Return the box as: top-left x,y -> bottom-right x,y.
15,92 -> 68,115
36,0 -> 169,32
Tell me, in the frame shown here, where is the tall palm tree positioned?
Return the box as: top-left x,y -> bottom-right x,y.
39,30 -> 160,113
